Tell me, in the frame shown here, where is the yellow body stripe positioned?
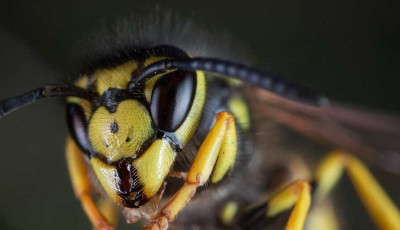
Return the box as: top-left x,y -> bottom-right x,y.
175,71 -> 206,144
132,139 -> 176,199
89,100 -> 154,162
94,60 -> 137,95
226,78 -> 242,86
228,96 -> 250,131
220,201 -> 239,225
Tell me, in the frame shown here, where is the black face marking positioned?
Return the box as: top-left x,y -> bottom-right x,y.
110,121 -> 119,133
156,129 -> 183,152
101,88 -> 132,113
150,70 -> 197,132
102,137 -> 110,148
115,158 -> 147,208
126,126 -> 134,142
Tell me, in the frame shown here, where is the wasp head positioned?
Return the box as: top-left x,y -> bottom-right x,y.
66,48 -> 203,209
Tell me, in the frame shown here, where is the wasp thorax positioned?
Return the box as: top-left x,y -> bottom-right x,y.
88,100 -> 154,162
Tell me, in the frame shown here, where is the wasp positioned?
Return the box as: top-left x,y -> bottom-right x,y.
0,13 -> 399,230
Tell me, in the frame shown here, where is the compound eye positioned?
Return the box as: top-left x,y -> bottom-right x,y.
150,70 -> 196,132
67,104 -> 92,156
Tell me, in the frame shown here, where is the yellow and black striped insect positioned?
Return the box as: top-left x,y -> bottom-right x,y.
1,13 -> 400,230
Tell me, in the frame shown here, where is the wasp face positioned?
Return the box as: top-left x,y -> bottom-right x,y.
88,99 -> 177,207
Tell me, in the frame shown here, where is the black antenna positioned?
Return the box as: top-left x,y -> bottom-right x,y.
0,84 -> 95,118
132,58 -> 329,106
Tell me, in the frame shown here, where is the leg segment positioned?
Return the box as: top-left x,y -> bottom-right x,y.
306,200 -> 339,230
238,180 -> 311,230
66,137 -> 114,230
143,112 -> 237,230
94,199 -> 119,230
267,180 -> 312,230
313,150 -> 400,230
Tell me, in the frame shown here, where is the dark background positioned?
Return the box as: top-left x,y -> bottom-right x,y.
0,1 -> 399,229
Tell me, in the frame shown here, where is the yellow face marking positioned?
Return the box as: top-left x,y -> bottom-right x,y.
74,75 -> 89,89
89,100 -> 154,162
94,60 -> 137,95
90,158 -> 121,205
66,75 -> 92,118
174,71 -> 206,144
228,97 -> 250,131
132,139 -> 175,199
66,96 -> 92,119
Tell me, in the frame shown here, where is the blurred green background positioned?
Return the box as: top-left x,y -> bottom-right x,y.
0,1 -> 399,229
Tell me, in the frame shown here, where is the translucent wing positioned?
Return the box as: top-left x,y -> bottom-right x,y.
247,87 -> 400,176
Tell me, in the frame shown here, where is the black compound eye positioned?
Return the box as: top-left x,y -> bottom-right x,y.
67,104 -> 92,156
150,70 -> 197,132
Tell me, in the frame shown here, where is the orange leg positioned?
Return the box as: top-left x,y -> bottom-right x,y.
142,112 -> 237,230
264,180 -> 312,230
313,150 -> 400,230
66,137 -> 114,230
